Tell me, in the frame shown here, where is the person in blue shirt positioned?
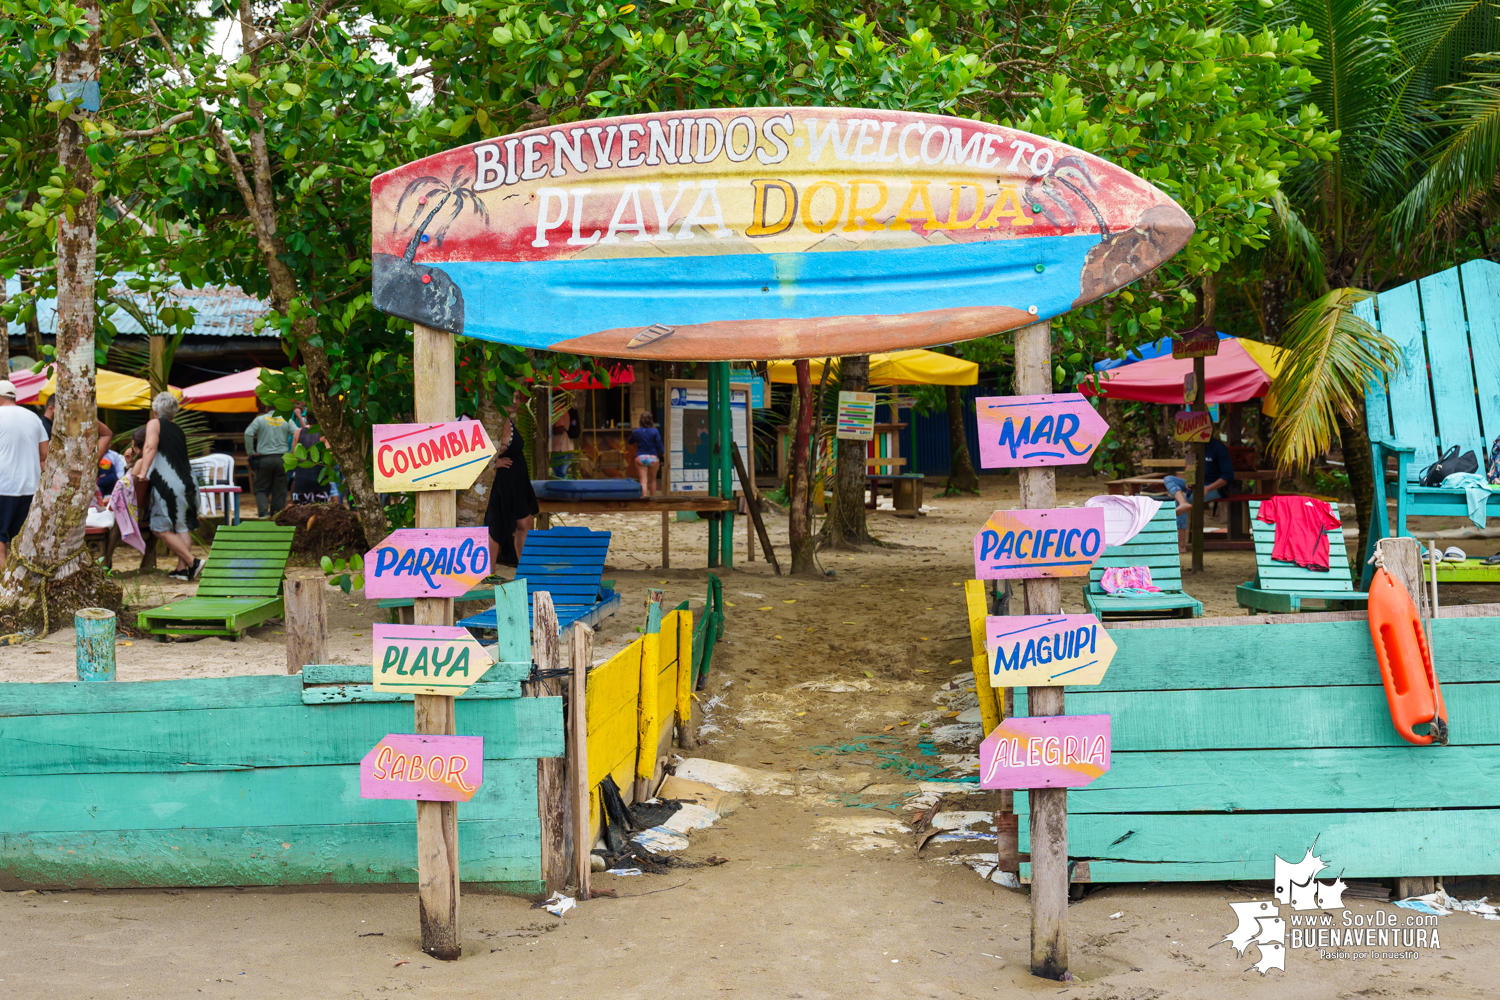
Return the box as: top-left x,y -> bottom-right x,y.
627,412 -> 665,497
1163,431 -> 1236,549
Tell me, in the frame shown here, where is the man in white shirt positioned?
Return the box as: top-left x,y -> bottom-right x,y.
0,379 -> 50,564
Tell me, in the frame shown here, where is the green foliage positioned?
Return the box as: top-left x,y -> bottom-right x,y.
320,552 -> 365,595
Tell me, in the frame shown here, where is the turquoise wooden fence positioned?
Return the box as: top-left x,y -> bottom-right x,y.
0,669 -> 562,892
1017,610 -> 1500,881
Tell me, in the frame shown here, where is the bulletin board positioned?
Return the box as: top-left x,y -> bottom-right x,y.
665,379 -> 753,495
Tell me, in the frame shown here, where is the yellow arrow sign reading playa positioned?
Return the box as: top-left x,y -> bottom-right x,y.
985,614 -> 1116,687
372,624 -> 495,697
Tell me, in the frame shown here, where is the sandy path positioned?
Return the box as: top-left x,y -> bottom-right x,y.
3,476 -> 1498,996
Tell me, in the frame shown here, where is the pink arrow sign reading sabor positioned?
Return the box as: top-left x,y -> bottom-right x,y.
975,393 -> 1110,469
978,714 -> 1111,790
360,733 -> 484,802
973,507 -> 1106,579
364,528 -> 492,599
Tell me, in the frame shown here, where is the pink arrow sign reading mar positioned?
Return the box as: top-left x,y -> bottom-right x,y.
364,528 -> 492,599
978,714 -> 1111,790
360,733 -> 484,802
975,393 -> 1110,469
973,507 -> 1106,579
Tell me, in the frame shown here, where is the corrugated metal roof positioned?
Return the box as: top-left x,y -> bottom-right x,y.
5,276 -> 275,339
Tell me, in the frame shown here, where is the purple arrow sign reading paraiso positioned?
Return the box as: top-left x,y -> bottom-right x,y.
975,393 -> 1110,469
973,507 -> 1106,579
364,528 -> 491,599
978,714 -> 1111,790
361,733 -> 484,802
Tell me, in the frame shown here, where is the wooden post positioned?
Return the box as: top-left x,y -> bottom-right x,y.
707,364 -> 721,567
412,323 -> 460,961
732,444 -> 781,575
74,608 -> 115,681
569,622 -> 593,900
716,362 -> 735,568
1016,320 -> 1068,980
1190,274 -> 1215,573
661,510 -> 670,569
529,591 -> 569,891
283,573 -> 327,675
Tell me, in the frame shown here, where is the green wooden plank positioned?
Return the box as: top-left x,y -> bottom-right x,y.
302,661 -> 531,686
1018,681 -> 1498,749
1101,616 -> 1500,689
1378,278 -> 1442,469
1421,266 -> 1486,455
0,696 -> 561,775
0,675 -> 303,717
1016,745 -> 1500,813
300,682 -> 524,704
1014,806 -> 1500,880
0,823 -> 541,890
1,756 -> 539,832
1425,560 -> 1500,584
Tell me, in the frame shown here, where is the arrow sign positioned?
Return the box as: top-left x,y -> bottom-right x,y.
986,614 -> 1116,687
1174,409 -> 1212,442
372,624 -> 494,697
361,734 -> 484,802
975,394 -> 1109,468
364,528 -> 492,599
973,507 -> 1106,579
978,714 -> 1111,790
373,421 -> 496,492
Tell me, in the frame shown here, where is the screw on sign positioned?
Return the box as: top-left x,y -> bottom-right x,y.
978,715 -> 1111,790
973,507 -> 1106,579
975,393 -> 1110,469
361,734 -> 484,803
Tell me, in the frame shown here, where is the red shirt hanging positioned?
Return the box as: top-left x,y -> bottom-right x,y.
1257,496 -> 1342,571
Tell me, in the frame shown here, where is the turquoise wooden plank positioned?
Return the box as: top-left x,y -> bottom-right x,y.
301,682 -> 524,704
1083,591 -> 1199,618
0,823 -> 542,890
0,697 -> 562,775
1,756 -> 538,832
0,675 -> 304,717
1419,266 -> 1485,456
301,662 -> 532,686
1014,806 -> 1500,880
1374,276 -> 1439,471
490,579 -> 530,664
1461,259 -> 1500,440
1100,615 -> 1500,689
1017,681 -> 1499,749
1013,745 -> 1500,813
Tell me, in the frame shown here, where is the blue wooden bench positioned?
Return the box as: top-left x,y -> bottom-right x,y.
458,526 -> 620,633
1082,504 -> 1201,620
1357,258 -> 1500,583
1236,499 -> 1367,613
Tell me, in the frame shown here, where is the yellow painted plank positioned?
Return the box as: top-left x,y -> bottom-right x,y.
637,633 -> 660,782
964,579 -> 1002,735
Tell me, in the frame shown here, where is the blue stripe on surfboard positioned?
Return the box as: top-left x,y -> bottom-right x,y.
424,234 -> 1099,349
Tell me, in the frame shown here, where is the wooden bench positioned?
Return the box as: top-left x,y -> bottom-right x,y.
1236,499 -> 1367,614
866,473 -> 923,517
1082,504 -> 1202,620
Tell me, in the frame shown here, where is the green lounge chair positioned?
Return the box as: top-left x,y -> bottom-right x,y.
137,522 -> 296,640
1236,499 -> 1367,613
1082,503 -> 1202,620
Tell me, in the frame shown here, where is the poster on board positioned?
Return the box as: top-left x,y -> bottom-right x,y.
836,391 -> 876,441
666,379 -> 752,494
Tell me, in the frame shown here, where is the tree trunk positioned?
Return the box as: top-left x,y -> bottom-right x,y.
20,268 -> 43,362
0,277 -> 9,374
788,360 -> 816,575
942,383 -> 979,495
1338,404 -> 1376,571
0,0 -> 120,630
828,354 -> 871,547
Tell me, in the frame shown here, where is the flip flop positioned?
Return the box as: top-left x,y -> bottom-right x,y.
1443,546 -> 1468,563
1484,553 -> 1500,566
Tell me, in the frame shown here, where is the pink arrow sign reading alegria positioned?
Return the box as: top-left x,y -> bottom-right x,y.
364,528 -> 492,599
978,714 -> 1111,790
973,507 -> 1106,579
361,734 -> 484,802
975,394 -> 1110,469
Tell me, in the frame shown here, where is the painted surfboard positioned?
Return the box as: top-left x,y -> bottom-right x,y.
370,108 -> 1193,360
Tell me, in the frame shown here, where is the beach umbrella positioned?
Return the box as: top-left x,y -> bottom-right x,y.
1092,331 -> 1233,370
12,369 -> 180,409
180,367 -> 279,413
1081,337 -> 1286,410
766,349 -> 978,386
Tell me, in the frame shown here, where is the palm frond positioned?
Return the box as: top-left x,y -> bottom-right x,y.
1271,190 -> 1328,291
1268,287 -> 1402,469
1392,66 -> 1500,237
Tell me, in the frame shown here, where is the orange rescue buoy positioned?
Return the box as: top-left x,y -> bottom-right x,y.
1367,567 -> 1448,746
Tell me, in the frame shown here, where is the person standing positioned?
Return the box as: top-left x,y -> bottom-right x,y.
627,412 -> 664,497
0,379 -> 49,566
484,398 -> 539,567
244,401 -> 292,517
132,392 -> 202,580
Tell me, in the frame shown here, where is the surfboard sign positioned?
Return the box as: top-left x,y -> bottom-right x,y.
978,714 -> 1111,790
370,108 -> 1193,360
975,393 -> 1110,468
973,507 -> 1107,579
986,614 -> 1116,687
